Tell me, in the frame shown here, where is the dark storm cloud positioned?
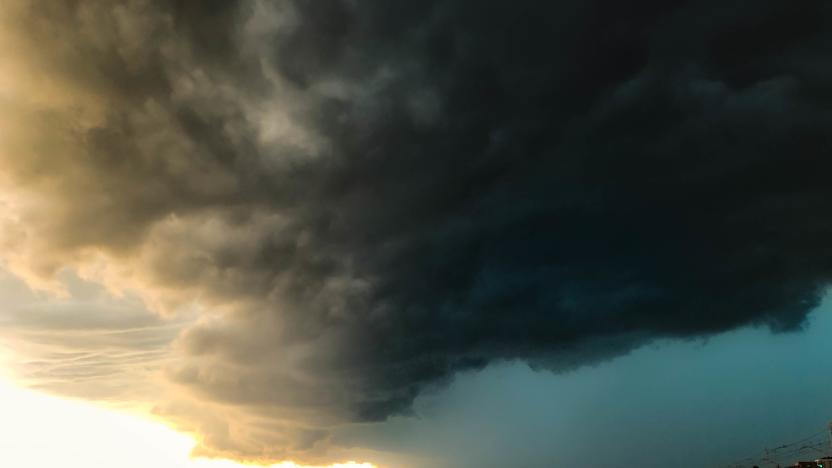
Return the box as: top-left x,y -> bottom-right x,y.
226,0 -> 832,418
4,0 -> 832,460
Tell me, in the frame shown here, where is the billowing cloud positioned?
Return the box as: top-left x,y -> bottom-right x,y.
1,0 -> 832,463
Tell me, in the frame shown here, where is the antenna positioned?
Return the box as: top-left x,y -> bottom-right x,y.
828,421 -> 832,450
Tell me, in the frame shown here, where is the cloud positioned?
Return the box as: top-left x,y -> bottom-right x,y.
0,269 -> 179,401
1,0 -> 832,463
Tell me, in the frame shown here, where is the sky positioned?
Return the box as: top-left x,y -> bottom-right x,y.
1,0 -> 832,467
0,368 -> 371,468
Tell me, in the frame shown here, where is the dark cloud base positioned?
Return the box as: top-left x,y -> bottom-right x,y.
254,0 -> 832,419
6,0 -> 832,460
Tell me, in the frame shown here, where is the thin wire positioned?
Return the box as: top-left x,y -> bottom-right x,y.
724,427 -> 831,467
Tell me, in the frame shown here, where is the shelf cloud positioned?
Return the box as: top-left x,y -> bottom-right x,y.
1,0 -> 831,463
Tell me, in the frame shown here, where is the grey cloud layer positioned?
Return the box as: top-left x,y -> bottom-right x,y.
2,0 -> 832,462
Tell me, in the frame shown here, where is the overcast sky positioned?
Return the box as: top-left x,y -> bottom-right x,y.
1,1 -> 832,467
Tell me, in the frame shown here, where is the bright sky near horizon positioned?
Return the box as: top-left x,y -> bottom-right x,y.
0,375 -> 374,468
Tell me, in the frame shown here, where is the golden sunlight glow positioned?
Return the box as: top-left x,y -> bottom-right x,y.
0,375 -> 376,468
